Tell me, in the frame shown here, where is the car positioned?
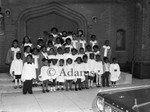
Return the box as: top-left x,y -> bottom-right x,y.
93,85 -> 150,112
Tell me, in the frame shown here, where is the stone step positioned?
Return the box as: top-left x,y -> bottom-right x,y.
0,72 -> 133,94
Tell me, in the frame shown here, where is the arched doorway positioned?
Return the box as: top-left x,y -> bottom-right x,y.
17,2 -> 88,44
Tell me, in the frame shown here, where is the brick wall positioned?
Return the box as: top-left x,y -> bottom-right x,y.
0,0 -> 137,72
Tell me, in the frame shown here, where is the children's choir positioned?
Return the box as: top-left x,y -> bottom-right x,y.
7,28 -> 120,94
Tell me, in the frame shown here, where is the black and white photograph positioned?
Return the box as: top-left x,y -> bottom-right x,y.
0,0 -> 150,112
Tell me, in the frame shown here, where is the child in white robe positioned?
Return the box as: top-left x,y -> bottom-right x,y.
6,40 -> 21,81
88,53 -> 95,88
39,46 -> 48,68
21,55 -> 36,94
39,58 -> 50,93
110,58 -> 120,87
62,31 -> 68,41
74,57 -> 85,91
47,40 -> 55,52
32,48 -> 40,86
57,59 -> 65,90
64,38 -> 73,52
93,45 -> 101,55
56,47 -> 64,64
23,46 -> 32,63
85,45 -> 92,59
50,27 -> 59,39
94,54 -> 103,87
36,38 -> 44,50
71,48 -> 78,65
79,34 -> 86,50
77,47 -> 85,58
89,35 -> 98,48
22,36 -> 33,51
48,48 -> 56,65
63,47 -> 72,61
6,40 -> 21,64
49,59 -> 58,91
101,40 -> 111,60
65,58 -> 74,91
54,37 -> 62,49
82,54 -> 89,89
10,52 -> 23,89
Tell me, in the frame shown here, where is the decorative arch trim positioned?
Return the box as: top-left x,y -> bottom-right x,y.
17,2 -> 88,42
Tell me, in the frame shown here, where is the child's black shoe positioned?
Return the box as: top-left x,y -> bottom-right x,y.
46,89 -> 49,92
42,90 -> 45,93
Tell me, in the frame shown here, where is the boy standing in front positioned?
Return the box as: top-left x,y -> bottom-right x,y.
21,55 -> 36,94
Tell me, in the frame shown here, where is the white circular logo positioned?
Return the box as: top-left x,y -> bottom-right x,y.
47,68 -> 56,76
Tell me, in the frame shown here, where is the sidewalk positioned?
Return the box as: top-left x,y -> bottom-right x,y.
0,73 -> 150,112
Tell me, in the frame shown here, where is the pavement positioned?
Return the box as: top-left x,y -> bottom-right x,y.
0,73 -> 150,112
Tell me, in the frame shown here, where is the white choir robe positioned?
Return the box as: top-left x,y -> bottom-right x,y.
55,54 -> 64,65
90,40 -> 98,48
66,35 -> 73,40
23,43 -> 33,47
54,44 -> 62,49
39,66 -> 50,81
93,51 -> 101,55
49,65 -> 58,80
57,66 -> 65,82
85,51 -> 92,59
72,40 -> 78,49
6,47 -> 21,64
48,54 -> 56,60
21,62 -> 36,82
10,59 -> 23,76
65,45 -> 73,52
51,33 -> 58,38
32,55 -> 39,69
74,63 -> 85,82
94,61 -> 103,75
88,59 -> 96,77
102,45 -> 111,58
79,40 -> 86,50
110,63 -> 120,82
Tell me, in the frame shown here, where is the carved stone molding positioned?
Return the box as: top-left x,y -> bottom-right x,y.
17,2 -> 88,42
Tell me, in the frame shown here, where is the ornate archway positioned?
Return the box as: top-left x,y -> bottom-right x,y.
17,2 -> 88,42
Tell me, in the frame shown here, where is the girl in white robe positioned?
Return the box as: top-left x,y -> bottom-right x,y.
10,52 -> 23,89
23,46 -> 32,63
89,35 -> 98,48
39,58 -> 50,93
32,48 -> 40,86
22,36 -> 33,51
6,40 -> 21,64
94,54 -> 103,87
101,40 -> 111,60
88,53 -> 95,88
49,59 -> 58,91
57,59 -> 65,90
74,57 -> 85,91
6,40 -> 21,81
82,54 -> 89,89
110,58 -> 120,87
65,58 -> 74,91
39,46 -> 48,68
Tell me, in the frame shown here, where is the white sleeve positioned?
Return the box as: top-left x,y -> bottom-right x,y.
21,64 -> 26,81
32,64 -> 36,79
9,61 -> 15,76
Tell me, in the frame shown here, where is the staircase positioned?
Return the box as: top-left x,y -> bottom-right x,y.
0,72 -> 132,94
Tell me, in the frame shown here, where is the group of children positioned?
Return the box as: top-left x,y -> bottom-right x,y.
7,28 -> 121,94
